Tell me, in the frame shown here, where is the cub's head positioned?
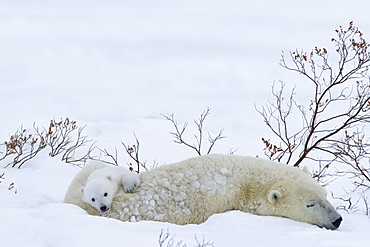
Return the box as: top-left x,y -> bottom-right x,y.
262,169 -> 342,230
80,178 -> 116,213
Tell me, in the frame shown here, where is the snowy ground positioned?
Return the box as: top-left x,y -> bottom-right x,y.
1,1 -> 370,246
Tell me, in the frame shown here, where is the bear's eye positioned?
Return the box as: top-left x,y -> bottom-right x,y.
104,193 -> 108,197
91,198 -> 95,202
306,202 -> 316,208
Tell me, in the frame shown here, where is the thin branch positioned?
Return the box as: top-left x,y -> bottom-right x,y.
121,133 -> 148,173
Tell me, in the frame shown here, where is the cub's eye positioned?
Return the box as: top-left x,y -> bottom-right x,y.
104,193 -> 108,197
91,198 -> 95,202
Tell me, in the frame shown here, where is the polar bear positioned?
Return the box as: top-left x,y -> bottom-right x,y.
80,164 -> 140,213
64,155 -> 342,230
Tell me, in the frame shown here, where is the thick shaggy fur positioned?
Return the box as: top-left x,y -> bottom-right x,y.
64,154 -> 342,229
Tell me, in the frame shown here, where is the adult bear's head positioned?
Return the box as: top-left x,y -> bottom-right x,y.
258,168 -> 342,230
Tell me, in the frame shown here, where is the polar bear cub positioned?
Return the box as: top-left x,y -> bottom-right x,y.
80,166 -> 140,213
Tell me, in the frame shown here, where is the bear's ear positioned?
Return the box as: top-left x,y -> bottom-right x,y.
80,187 -> 85,195
268,190 -> 282,204
302,166 -> 310,174
106,175 -> 112,181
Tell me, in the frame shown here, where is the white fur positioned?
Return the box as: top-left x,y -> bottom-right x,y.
79,164 -> 140,213
65,155 -> 342,229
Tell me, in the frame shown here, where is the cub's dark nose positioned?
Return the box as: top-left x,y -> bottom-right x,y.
332,217 -> 343,229
100,206 -> 108,212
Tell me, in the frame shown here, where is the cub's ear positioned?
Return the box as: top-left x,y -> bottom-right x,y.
268,190 -> 282,203
80,187 -> 85,195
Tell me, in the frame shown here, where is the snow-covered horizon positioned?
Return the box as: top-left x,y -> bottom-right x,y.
1,1 -> 370,246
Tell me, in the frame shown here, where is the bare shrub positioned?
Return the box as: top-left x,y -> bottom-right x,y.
257,22 -> 370,185
158,229 -> 214,247
162,107 -> 226,156
0,126 -> 46,168
158,229 -> 185,247
0,118 -> 94,168
257,22 -> 370,214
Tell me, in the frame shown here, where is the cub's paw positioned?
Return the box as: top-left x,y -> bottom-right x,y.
122,173 -> 141,193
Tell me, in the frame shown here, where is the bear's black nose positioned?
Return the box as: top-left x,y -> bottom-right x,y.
100,206 -> 108,212
332,217 -> 342,229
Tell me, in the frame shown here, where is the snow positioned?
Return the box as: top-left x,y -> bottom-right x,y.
0,0 -> 370,246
